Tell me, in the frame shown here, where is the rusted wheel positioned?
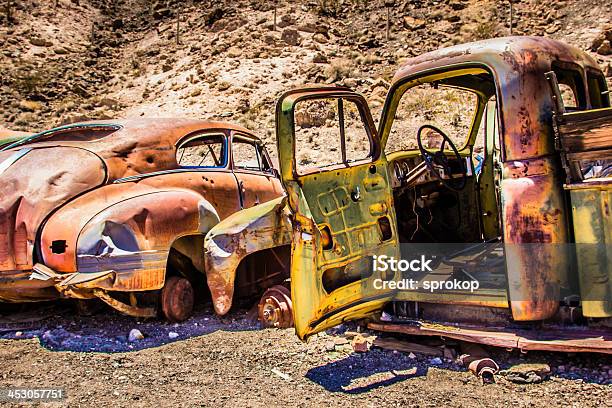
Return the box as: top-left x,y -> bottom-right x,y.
161,276 -> 194,322
258,285 -> 293,329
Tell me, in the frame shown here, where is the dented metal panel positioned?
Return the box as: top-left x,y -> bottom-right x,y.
203,196 -> 292,315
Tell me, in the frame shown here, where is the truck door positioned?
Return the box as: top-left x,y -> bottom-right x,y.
277,87 -> 399,339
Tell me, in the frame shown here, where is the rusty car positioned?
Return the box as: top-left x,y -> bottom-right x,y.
0,118 -> 287,321
205,36 -> 612,352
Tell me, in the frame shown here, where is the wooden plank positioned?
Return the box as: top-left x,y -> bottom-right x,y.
368,322 -> 612,354
558,108 -> 612,153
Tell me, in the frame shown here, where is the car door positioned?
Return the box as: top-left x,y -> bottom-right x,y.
277,87 -> 399,339
172,131 -> 242,220
231,133 -> 284,209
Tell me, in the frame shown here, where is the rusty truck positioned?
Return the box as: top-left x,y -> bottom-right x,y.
205,36 -> 612,353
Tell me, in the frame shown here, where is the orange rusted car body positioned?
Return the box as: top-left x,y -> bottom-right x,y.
0,119 -> 284,316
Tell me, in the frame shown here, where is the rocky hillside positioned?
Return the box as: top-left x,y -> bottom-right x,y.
1,0 -> 611,154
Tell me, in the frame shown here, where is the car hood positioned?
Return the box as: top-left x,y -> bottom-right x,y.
0,146 -> 106,272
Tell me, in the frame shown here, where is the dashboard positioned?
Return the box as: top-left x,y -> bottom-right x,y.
389,155 -> 473,189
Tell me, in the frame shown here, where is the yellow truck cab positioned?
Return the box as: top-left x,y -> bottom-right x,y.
273,36 -> 611,353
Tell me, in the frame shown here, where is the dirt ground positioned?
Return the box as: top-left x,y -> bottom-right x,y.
1,302 -> 610,407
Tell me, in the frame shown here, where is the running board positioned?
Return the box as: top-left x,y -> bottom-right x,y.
368,321 -> 612,354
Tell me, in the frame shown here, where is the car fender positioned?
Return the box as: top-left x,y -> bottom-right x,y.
204,195 -> 292,315
41,186 -> 220,291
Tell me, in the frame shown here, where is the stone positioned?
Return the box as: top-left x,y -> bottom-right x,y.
217,81 -> 231,91
297,23 -> 317,33
449,1 -> 466,10
597,40 -> 612,56
168,332 -> 179,339
313,33 -> 328,44
429,357 -> 443,365
227,47 -> 242,58
500,363 -> 551,384
312,53 -> 328,63
277,15 -> 296,29
153,8 -> 171,20
351,335 -> 370,353
128,329 -> 144,342
18,100 -> 42,112
333,337 -> 349,346
403,16 -> 426,31
281,28 -> 301,46
29,37 -> 52,47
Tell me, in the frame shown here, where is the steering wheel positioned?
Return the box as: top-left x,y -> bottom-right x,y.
417,124 -> 467,191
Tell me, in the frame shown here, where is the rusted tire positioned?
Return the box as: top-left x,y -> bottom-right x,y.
258,285 -> 293,329
161,276 -> 194,322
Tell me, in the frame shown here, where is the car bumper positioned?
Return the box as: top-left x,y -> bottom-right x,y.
0,269 -> 60,302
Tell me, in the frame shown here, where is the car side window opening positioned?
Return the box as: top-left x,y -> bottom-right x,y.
233,137 -> 270,172
176,133 -> 226,168
294,97 -> 372,175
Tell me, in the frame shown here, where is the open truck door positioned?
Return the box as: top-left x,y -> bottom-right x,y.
276,87 -> 399,339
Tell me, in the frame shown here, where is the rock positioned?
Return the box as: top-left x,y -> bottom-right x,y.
408,352 -> 417,359
99,98 -> 119,109
211,17 -> 248,33
128,329 -> 144,342
358,37 -> 380,49
15,331 -> 22,337
227,47 -> 242,58
312,53 -> 328,63
449,1 -> 466,10
282,28 -> 301,46
324,340 -> 336,352
370,77 -> 391,90
112,19 -> 124,30
333,337 -> 349,346
277,15 -> 296,29
313,33 -> 328,44
297,23 -> 317,33
54,47 -> 70,55
351,335 -> 370,353
546,24 -> 560,34
430,357 -> 443,365
168,332 -> 179,339
217,81 -> 231,91
18,100 -> 42,112
403,16 -> 426,31
153,8 -> 171,20
500,363 -> 551,384
29,37 -> 53,47
235,97 -> 249,113
263,33 -> 278,45
597,40 -> 612,56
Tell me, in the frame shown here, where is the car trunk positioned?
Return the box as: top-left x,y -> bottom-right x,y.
0,146 -> 107,274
